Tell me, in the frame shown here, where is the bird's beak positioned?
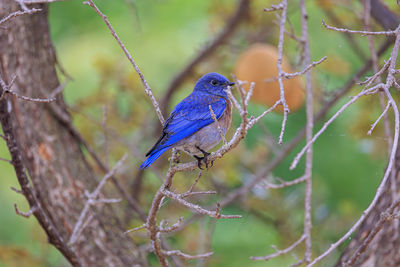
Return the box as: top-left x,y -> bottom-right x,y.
227,81 -> 235,86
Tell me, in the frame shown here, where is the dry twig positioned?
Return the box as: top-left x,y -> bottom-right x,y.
84,0 -> 165,124
69,154 -> 128,245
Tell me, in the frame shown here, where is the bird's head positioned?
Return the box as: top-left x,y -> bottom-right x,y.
193,72 -> 234,97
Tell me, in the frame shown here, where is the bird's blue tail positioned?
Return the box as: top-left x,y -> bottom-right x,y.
139,146 -> 170,169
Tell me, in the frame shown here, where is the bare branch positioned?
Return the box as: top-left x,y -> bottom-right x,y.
275,0 -> 290,144
264,56 -> 327,83
251,235 -> 305,261
181,172 -> 202,198
10,186 -> 23,194
322,19 -> 398,36
161,189 -> 241,219
368,101 -> 390,135
14,203 -> 37,218
0,75 -> 56,103
124,224 -> 147,235
0,7 -> 40,26
163,250 -> 213,260
0,157 -> 12,164
84,0 -> 165,124
264,3 -> 284,12
260,175 -> 307,189
69,154 -> 128,245
290,84 -> 382,170
159,217 -> 184,233
209,105 -> 227,146
300,0 -> 314,262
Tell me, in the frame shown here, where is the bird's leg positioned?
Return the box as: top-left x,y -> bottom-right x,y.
195,146 -> 211,170
193,155 -> 205,170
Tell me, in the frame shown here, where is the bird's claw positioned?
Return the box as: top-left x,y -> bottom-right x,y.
194,146 -> 212,170
194,155 -> 205,170
193,155 -> 213,170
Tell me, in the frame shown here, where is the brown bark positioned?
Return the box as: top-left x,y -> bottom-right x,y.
0,2 -> 146,266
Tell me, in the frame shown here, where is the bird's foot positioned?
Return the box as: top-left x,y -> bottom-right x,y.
193,155 -> 205,170
194,146 -> 212,170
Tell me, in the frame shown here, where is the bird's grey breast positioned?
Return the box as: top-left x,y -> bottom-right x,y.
174,98 -> 232,155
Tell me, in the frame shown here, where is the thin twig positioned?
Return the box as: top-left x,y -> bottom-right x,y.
124,224 -> 147,235
84,0 -> 165,124
0,7 -> 40,26
163,250 -> 213,260
0,75 -> 55,103
275,0 -> 290,144
264,3 -> 284,12
261,175 -> 307,189
251,235 -> 305,261
209,105 -> 227,146
0,157 -> 12,163
264,56 -> 327,83
161,189 -> 241,219
290,83 -> 382,170
69,154 -> 128,245
322,19 -> 398,36
14,203 -> 36,218
368,101 -> 390,135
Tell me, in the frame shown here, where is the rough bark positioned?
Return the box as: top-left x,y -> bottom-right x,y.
0,2 -> 145,266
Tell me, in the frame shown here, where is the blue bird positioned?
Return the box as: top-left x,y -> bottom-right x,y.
140,72 -> 234,170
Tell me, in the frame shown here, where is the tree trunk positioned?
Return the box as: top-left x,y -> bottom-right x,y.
0,2 -> 146,266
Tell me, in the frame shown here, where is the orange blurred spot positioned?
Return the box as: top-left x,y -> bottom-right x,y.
234,43 -> 305,112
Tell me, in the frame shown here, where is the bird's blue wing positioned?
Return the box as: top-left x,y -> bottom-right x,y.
139,92 -> 226,169
147,92 -> 226,155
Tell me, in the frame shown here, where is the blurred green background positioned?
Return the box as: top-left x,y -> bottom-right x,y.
0,0 -> 397,266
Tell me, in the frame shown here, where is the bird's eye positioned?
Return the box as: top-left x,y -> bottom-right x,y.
210,80 -> 218,86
